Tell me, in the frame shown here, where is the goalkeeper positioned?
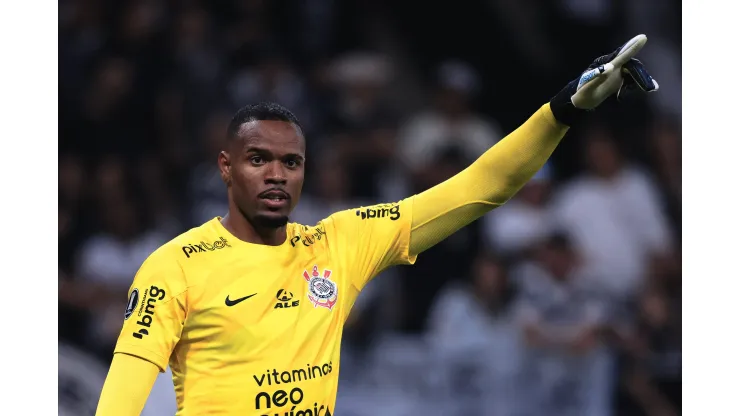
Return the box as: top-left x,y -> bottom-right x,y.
96,35 -> 658,416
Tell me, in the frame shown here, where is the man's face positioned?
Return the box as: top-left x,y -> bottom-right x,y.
219,120 -> 305,228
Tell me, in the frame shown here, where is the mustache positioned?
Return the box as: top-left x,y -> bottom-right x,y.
258,188 -> 290,199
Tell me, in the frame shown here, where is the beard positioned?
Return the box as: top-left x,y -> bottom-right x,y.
252,213 -> 289,229
237,203 -> 290,229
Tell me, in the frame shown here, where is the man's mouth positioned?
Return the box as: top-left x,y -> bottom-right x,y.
259,189 -> 290,205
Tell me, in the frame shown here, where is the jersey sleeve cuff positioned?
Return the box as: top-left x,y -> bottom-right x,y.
398,197 -> 418,266
114,343 -> 169,373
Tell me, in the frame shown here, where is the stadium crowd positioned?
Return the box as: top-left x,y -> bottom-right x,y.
59,0 -> 681,415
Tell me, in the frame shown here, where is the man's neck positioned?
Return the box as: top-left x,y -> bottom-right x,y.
220,212 -> 287,246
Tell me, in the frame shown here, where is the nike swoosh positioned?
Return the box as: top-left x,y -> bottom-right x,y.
225,293 -> 257,306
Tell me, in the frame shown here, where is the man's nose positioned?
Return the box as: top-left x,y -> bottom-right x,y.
264,161 -> 287,184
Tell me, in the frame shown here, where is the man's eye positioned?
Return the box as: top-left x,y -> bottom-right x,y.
286,160 -> 298,168
250,156 -> 264,165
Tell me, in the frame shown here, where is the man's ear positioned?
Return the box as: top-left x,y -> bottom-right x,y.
218,150 -> 231,185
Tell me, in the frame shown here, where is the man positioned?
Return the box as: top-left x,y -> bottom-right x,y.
95,35 -> 658,415
517,233 -> 614,416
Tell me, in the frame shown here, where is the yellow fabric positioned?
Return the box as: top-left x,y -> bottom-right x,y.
96,103 -> 566,415
408,103 -> 568,255
95,353 -> 159,416
104,204 -> 415,415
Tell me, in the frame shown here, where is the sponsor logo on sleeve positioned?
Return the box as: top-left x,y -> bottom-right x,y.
182,236 -> 231,258
355,203 -> 401,221
132,285 -> 166,339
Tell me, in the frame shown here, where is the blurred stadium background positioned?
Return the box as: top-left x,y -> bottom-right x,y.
59,0 -> 681,415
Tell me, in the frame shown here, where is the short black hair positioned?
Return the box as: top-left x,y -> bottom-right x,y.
226,102 -> 303,140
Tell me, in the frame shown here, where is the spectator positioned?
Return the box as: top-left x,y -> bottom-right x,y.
617,288 -> 681,416
428,252 -> 529,416
227,48 -> 314,132
326,52 -> 404,201
516,233 -> 614,416
76,159 -> 167,357
552,125 -> 673,300
328,51 -> 396,132
399,60 -> 503,174
59,154 -> 94,347
188,111 -> 232,225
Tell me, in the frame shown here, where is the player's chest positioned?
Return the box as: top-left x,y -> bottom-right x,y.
182,257 -> 347,356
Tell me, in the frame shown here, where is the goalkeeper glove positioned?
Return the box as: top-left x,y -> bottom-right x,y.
550,34 -> 660,126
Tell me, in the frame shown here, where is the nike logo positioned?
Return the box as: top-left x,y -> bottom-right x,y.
225,293 -> 257,306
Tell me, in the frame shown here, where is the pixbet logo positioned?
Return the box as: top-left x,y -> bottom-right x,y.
182,237 -> 231,258
290,226 -> 327,247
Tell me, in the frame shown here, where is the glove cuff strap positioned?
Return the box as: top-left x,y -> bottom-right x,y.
550,79 -> 589,127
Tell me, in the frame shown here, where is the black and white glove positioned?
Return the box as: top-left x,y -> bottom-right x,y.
550,34 -> 660,126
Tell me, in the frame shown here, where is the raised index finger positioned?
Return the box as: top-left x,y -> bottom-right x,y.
610,34 -> 648,67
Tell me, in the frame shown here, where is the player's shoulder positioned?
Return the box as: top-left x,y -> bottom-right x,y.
289,200 -> 412,252
285,221 -> 329,249
142,218 -> 229,269
324,200 -> 407,225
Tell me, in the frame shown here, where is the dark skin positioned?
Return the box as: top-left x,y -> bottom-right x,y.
218,120 -> 306,246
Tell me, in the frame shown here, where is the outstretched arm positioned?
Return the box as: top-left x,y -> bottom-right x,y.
96,354 -> 160,416
315,35 -> 658,294
409,103 -> 566,255
408,34 -> 659,256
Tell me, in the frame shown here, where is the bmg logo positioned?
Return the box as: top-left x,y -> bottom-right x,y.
355,204 -> 401,221
132,285 -> 166,339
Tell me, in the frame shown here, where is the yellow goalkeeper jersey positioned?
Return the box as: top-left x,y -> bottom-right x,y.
114,200 -> 417,416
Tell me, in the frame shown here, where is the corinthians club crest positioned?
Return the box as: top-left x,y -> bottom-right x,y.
303,265 -> 338,310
